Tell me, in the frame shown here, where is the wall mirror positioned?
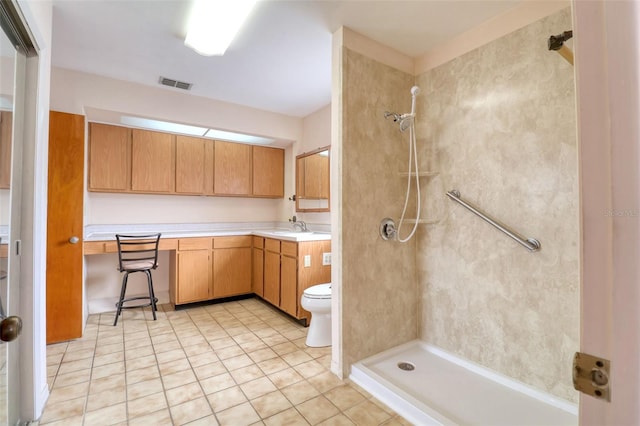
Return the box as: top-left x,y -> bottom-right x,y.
296,146 -> 330,212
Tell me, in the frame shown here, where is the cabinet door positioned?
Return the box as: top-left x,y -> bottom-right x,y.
88,123 -> 131,191
177,249 -> 210,303
176,135 -> 213,194
214,141 -> 251,195
0,111 -> 12,189
131,129 -> 175,192
263,249 -> 280,305
252,247 -> 264,297
252,146 -> 284,197
280,255 -> 298,316
304,154 -> 329,199
213,247 -> 252,298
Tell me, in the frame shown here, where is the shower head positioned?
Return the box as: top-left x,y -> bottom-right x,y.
399,116 -> 413,132
410,86 -> 420,116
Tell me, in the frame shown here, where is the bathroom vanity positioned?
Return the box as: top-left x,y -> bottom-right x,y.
83,227 -> 331,325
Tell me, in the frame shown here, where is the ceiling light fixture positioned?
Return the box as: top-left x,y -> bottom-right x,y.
184,0 -> 258,56
119,116 -> 275,145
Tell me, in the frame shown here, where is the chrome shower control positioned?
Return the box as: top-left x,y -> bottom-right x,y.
379,218 -> 397,241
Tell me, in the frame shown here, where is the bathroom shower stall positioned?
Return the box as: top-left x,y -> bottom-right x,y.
334,5 -> 578,424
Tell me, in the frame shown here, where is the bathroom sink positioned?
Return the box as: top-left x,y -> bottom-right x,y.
271,230 -> 313,236
254,229 -> 330,241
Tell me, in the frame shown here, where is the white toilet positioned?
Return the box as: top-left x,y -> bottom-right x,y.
300,283 -> 332,347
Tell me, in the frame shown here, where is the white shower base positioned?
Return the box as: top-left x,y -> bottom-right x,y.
349,340 -> 578,425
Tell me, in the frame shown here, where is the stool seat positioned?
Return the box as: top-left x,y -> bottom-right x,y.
113,233 -> 161,326
122,260 -> 156,270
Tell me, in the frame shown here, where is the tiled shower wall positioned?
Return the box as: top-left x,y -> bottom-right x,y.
416,8 -> 578,401
340,48 -> 418,372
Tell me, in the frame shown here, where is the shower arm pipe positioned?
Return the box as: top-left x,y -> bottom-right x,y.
446,190 -> 541,252
548,30 -> 574,66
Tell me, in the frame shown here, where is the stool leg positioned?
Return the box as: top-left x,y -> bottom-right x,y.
114,272 -> 129,326
146,270 -> 157,321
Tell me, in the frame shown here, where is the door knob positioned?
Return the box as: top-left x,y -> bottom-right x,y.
0,316 -> 22,342
69,236 -> 79,244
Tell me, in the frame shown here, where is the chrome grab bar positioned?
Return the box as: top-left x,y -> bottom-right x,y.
446,190 -> 541,252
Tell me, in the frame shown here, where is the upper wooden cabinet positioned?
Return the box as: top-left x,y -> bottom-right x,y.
175,135 -> 214,195
131,129 -> 175,193
87,123 -> 284,199
214,141 -> 252,196
88,123 -> 131,192
296,146 -> 330,212
252,146 -> 284,198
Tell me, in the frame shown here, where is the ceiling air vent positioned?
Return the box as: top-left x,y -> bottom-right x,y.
158,76 -> 192,90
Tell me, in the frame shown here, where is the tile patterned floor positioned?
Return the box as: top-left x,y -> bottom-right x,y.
41,298 -> 410,425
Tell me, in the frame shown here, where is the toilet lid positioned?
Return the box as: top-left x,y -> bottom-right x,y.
303,283 -> 331,299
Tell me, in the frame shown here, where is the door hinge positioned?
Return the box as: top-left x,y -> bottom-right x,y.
573,351 -> 611,402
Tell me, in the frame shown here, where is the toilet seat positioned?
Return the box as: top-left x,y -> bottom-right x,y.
303,283 -> 331,299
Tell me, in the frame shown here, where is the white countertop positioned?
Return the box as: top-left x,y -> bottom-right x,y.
84,222 -> 331,243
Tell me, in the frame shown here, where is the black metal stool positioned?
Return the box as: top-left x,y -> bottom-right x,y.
113,233 -> 161,326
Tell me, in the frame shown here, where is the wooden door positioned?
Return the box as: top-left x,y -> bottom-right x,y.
280,255 -> 297,316
88,123 -> 131,191
214,141 -> 251,195
177,249 -> 210,303
252,146 -> 284,197
212,247 -> 252,298
175,135 -> 213,194
46,111 -> 84,343
131,129 -> 175,192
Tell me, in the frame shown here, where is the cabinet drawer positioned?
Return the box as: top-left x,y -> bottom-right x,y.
281,241 -> 297,257
214,236 -> 252,249
253,236 -> 264,248
178,237 -> 211,250
265,238 -> 280,253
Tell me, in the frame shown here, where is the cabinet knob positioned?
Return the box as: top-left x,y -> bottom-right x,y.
69,236 -> 80,244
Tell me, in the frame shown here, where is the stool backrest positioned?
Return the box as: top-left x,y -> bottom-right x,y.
115,233 -> 161,272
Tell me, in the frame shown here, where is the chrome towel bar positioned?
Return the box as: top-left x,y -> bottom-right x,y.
446,190 -> 541,252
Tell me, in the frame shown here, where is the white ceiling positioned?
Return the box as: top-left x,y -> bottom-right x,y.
50,0 -> 521,118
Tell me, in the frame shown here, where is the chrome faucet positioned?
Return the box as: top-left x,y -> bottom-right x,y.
289,216 -> 308,232
292,220 -> 308,232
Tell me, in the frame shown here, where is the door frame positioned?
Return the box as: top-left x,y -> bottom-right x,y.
6,0 -> 53,422
573,0 -> 640,424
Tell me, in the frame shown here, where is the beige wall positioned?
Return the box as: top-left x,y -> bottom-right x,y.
340,47 -> 418,371
50,68 -> 303,225
417,8 -> 578,401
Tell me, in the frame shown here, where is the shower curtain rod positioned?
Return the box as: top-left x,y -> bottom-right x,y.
446,190 -> 541,252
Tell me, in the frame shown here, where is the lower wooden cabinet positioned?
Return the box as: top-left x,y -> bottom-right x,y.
252,237 -> 264,296
212,236 -> 252,298
263,239 -> 281,306
258,238 -> 332,324
176,248 -> 210,303
172,238 -> 211,304
280,253 -> 297,316
170,236 -> 253,306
